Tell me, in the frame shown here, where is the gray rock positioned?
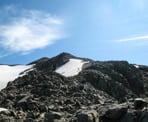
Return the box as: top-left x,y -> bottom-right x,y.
140,111 -> 148,122
0,53 -> 148,121
44,111 -> 62,122
77,110 -> 99,122
121,111 -> 135,122
0,116 -> 15,122
104,104 -> 128,119
134,98 -> 147,109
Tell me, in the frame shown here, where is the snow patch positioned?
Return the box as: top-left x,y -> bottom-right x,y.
0,108 -> 8,112
0,65 -> 33,90
134,65 -> 139,68
55,58 -> 89,77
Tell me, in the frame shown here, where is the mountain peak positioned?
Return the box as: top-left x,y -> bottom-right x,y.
29,57 -> 50,65
54,52 -> 76,59
30,52 -> 76,72
0,52 -> 148,121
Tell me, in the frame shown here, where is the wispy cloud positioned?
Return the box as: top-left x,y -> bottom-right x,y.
115,35 -> 148,42
0,6 -> 65,55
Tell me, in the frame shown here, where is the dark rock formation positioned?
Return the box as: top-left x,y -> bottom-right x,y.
0,52 -> 148,122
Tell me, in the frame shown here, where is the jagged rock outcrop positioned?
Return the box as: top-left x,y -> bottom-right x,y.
0,52 -> 148,122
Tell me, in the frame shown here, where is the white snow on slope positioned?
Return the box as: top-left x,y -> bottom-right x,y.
0,108 -> 8,112
134,64 -> 139,68
0,65 -> 33,90
55,58 -> 88,77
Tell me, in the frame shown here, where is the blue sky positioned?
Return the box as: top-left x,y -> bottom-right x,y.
0,0 -> 148,65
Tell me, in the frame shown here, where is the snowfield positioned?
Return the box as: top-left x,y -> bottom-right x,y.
0,58 -> 88,90
0,65 -> 33,90
55,58 -> 89,77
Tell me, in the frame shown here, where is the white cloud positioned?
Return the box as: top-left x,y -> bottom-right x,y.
115,35 -> 148,42
0,8 -> 65,55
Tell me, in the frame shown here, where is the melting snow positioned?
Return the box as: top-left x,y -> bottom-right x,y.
55,58 -> 88,77
0,65 -> 33,90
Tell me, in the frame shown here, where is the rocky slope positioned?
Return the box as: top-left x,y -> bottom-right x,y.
0,52 -> 148,122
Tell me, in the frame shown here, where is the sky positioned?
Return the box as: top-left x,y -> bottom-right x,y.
0,0 -> 148,65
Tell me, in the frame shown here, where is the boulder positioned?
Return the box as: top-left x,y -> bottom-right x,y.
134,98 -> 147,109
101,103 -> 128,121
44,111 -> 63,122
77,110 -> 99,122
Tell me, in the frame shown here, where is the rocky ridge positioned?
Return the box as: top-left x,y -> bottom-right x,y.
0,52 -> 148,122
